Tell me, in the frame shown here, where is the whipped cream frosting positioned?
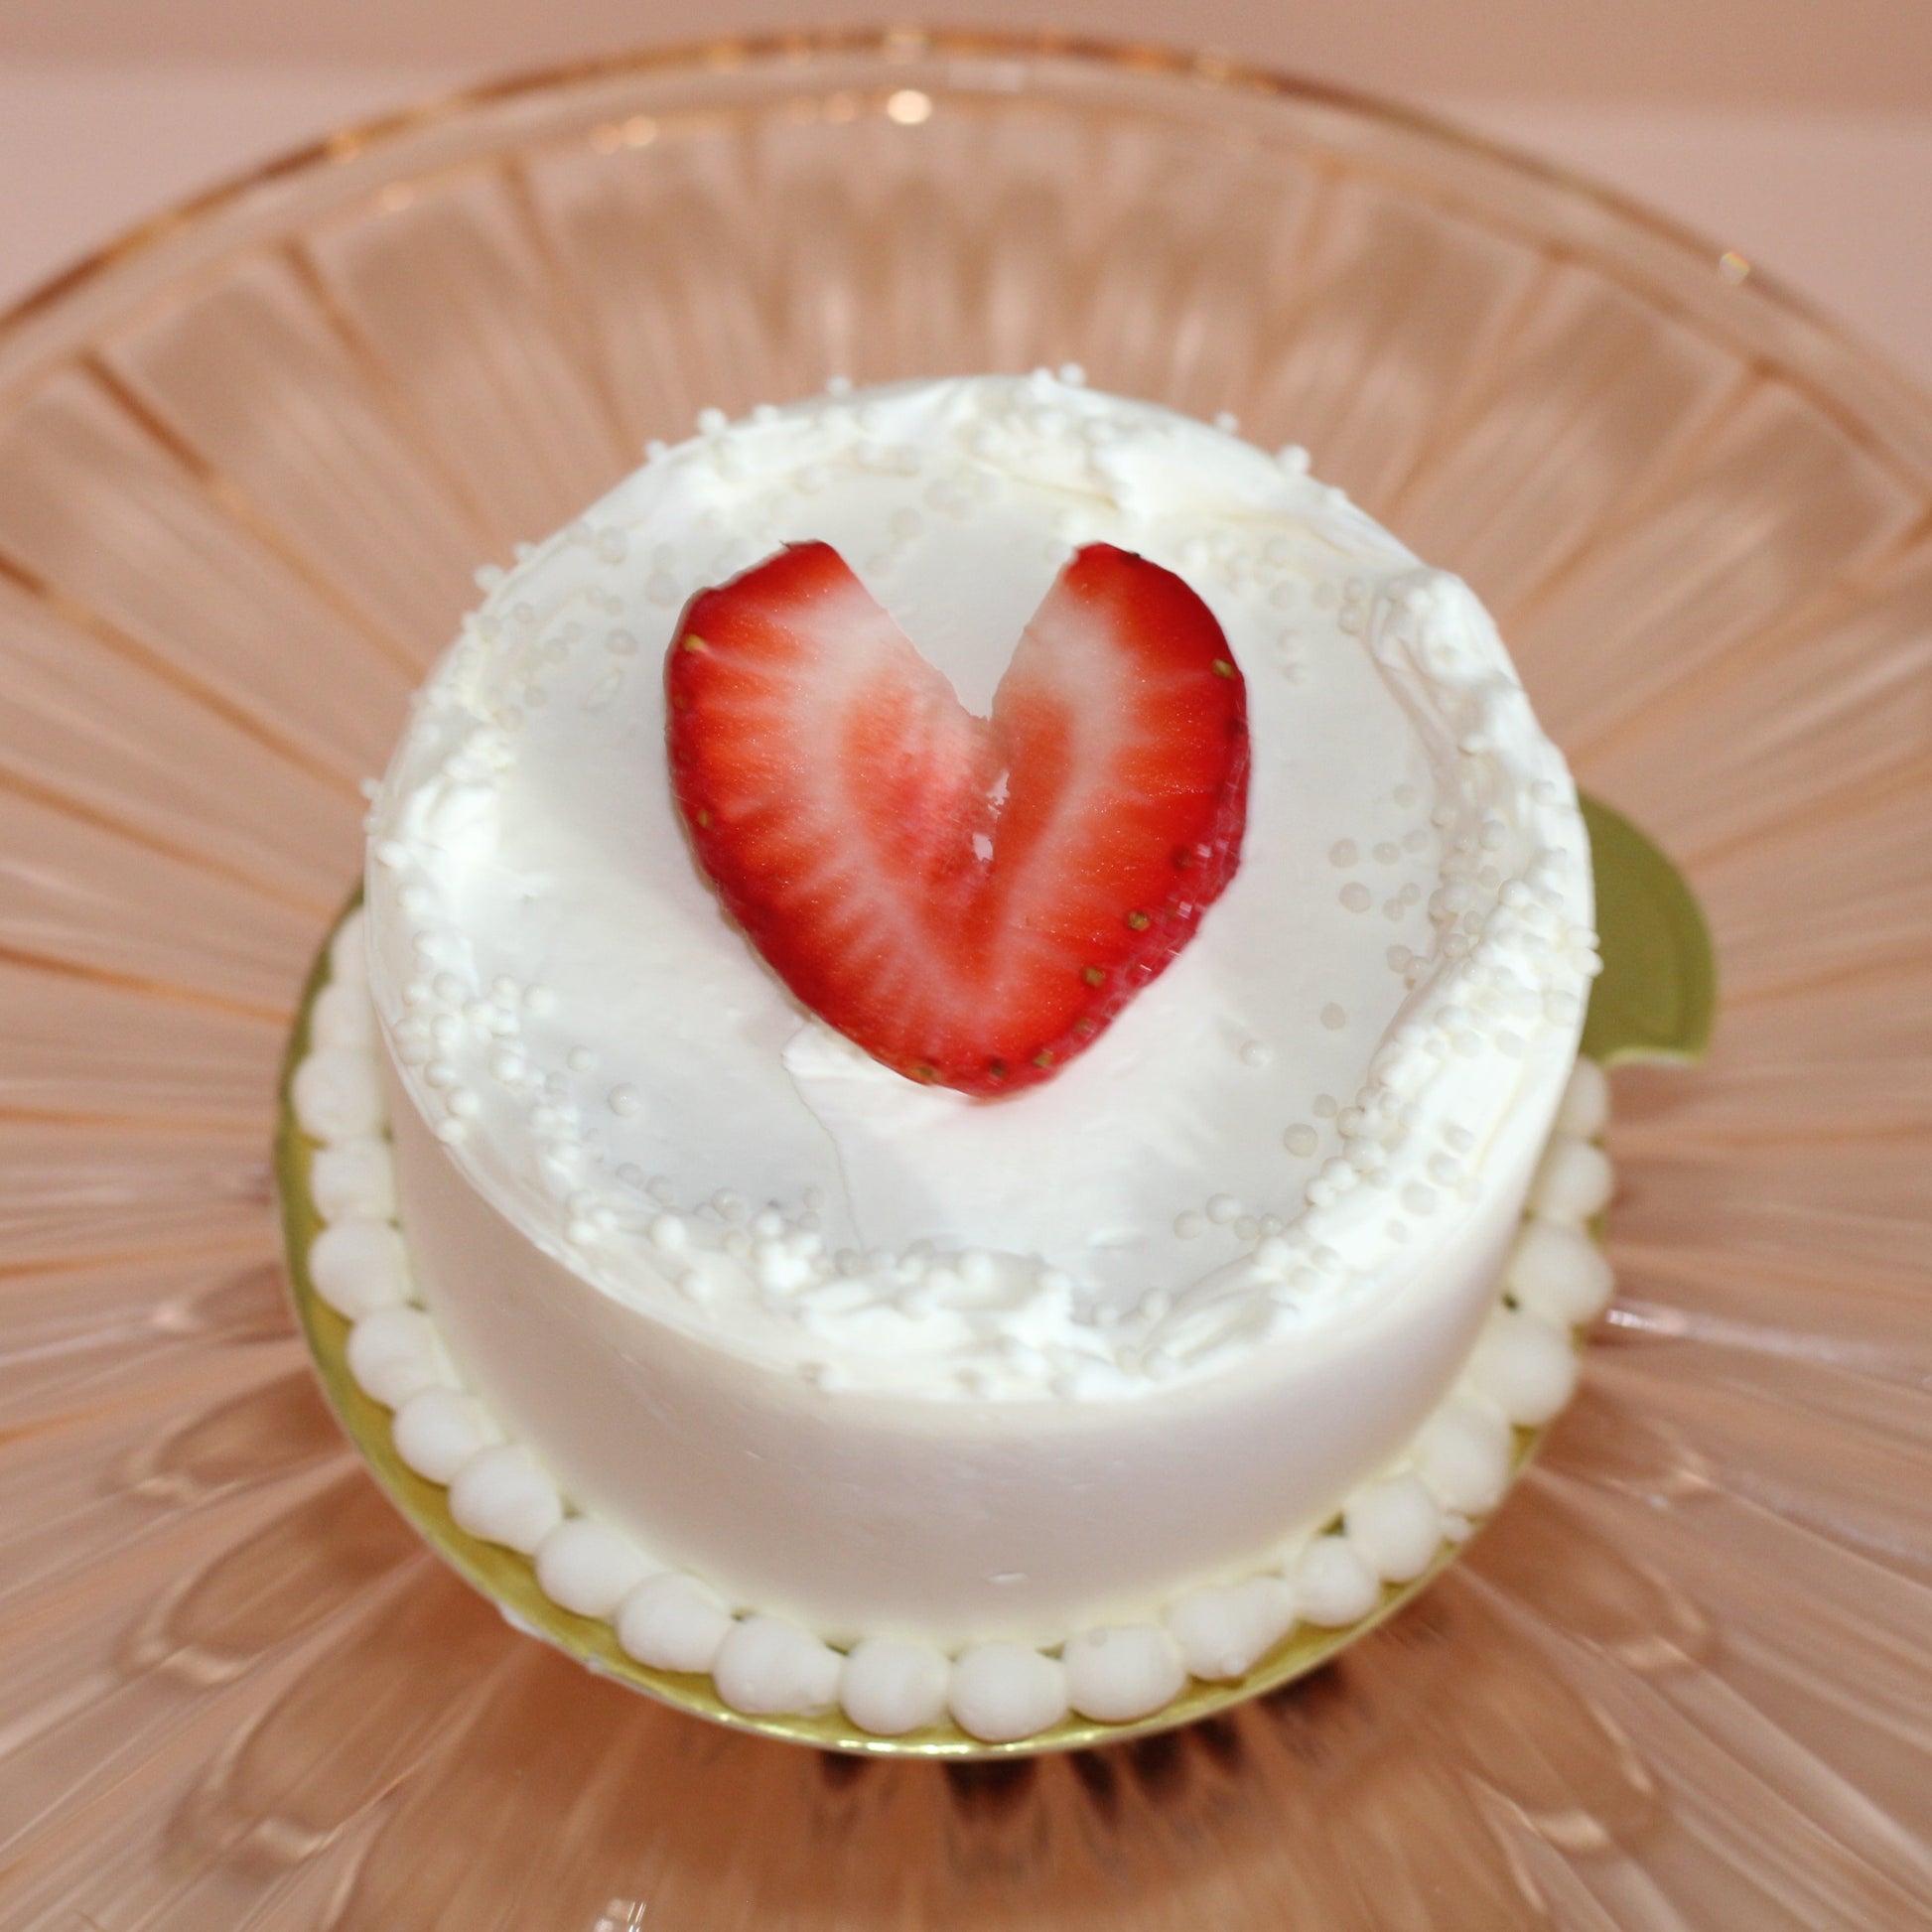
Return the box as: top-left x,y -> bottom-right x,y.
298,931 -> 1617,1734
365,374 -> 1596,1402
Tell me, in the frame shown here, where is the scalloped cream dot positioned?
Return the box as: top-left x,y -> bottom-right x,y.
616,1572 -> 735,1674
1292,1534 -> 1382,1627
535,1518 -> 658,1619
1555,1056 -> 1609,1140
713,1614 -> 842,1717
312,978 -> 378,1051
1415,1401 -> 1514,1514
1506,1219 -> 1614,1325
328,907 -> 369,984
839,1637 -> 951,1736
1471,1310 -> 1579,1426
390,1386 -> 500,1482
292,1047 -> 385,1144
1165,1576 -> 1297,1681
345,1305 -> 450,1408
1342,1474 -> 1444,1584
310,1139 -> 398,1224
1062,1623 -> 1186,1723
308,1218 -> 413,1317
948,1643 -> 1068,1743
448,1443 -> 564,1554
1530,1136 -> 1615,1222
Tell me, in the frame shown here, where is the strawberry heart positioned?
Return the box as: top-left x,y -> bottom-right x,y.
666,540 -> 1248,1095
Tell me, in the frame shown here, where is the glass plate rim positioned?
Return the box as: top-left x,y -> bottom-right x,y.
2,22 -> 1930,456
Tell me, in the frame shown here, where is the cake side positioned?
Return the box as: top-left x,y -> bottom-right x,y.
384,1073 -> 1540,1647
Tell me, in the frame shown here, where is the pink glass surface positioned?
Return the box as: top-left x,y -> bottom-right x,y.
1,30 -> 1928,1928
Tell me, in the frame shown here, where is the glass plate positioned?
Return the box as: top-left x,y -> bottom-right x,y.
1,28 -> 1927,1928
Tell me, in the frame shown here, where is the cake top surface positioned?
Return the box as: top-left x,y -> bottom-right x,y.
365,373 -> 1595,1402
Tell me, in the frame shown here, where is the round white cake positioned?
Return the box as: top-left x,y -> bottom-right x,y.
323,372 -> 1606,1739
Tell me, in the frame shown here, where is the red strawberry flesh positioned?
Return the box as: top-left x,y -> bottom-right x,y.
666,540 -> 1248,1095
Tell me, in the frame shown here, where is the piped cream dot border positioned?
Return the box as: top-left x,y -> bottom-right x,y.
287,904 -> 1614,1749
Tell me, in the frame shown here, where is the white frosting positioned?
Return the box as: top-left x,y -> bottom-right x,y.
616,1572 -> 733,1674
1062,1624 -> 1186,1723
1165,1577 -> 1298,1682
310,1140 -> 397,1223
1556,1054 -> 1611,1139
839,1639 -> 951,1736
1531,1137 -> 1616,1222
292,1049 -> 385,1145
1291,1535 -> 1382,1627
308,1219 -> 411,1317
447,1444 -> 563,1554
535,1518 -> 659,1619
948,1643 -> 1069,1743
292,952 -> 1616,1740
1469,1309 -> 1580,1425
1342,1475 -> 1445,1585
344,1305 -> 450,1408
713,1616 -> 842,1718
292,377 -> 1624,1735
1506,1219 -> 1614,1325
1414,1402 -> 1515,1515
311,978 -> 377,1051
390,1387 -> 499,1483
364,374 -> 1594,1405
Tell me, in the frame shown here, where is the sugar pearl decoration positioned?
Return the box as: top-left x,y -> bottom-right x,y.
390,1387 -> 499,1482
1415,1402 -> 1514,1514
1293,1535 -> 1382,1626
448,1444 -> 564,1554
1556,1057 -> 1610,1140
345,1305 -> 449,1407
617,1573 -> 735,1674
1165,1576 -> 1297,1680
1532,1137 -> 1615,1221
840,1638 -> 951,1735
1470,1310 -> 1579,1425
714,1615 -> 843,1716
1062,1624 -> 1186,1722
1343,1475 -> 1444,1584
292,1048 -> 385,1143
535,1518 -> 657,1619
1506,1220 -> 1615,1325
948,1643 -> 1068,1743
308,1218 -> 412,1317
310,1139 -> 397,1223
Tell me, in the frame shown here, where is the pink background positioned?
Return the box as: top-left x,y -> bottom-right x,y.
2,1 -> 1928,386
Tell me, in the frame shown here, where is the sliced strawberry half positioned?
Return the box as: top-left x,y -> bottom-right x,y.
666,539 -> 1248,1095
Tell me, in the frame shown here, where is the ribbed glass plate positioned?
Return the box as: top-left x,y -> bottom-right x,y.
2,29 -> 1927,1928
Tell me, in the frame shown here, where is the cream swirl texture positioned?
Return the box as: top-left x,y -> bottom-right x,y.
365,374 -> 1595,1400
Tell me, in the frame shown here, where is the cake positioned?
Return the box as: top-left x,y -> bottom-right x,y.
293,372 -> 1615,1744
